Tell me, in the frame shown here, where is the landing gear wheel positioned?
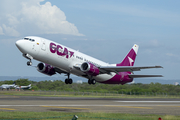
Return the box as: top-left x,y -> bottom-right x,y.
27,61 -> 32,66
92,79 -> 96,85
88,79 -> 92,84
88,79 -> 96,85
69,79 -> 72,84
65,79 -> 68,84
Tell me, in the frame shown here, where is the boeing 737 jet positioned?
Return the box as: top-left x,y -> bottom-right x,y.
16,36 -> 163,85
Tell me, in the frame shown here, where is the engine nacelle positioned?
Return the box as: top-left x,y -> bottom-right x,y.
37,63 -> 56,76
80,62 -> 99,76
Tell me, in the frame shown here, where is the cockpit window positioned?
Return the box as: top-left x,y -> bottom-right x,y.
24,38 -> 35,42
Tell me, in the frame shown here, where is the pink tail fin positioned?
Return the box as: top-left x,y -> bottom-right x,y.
116,44 -> 139,66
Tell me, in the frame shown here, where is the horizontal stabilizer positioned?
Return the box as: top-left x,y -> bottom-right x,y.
129,74 -> 163,78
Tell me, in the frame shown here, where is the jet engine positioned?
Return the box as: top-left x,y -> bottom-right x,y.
37,63 -> 56,76
80,62 -> 99,76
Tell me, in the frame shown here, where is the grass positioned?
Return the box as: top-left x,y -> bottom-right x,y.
0,111 -> 180,120
0,90 -> 180,99
0,92 -> 180,119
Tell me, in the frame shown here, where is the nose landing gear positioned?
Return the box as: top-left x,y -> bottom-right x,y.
23,54 -> 33,66
27,61 -> 32,66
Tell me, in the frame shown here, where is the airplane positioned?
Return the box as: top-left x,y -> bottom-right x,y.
15,84 -> 32,90
0,82 -> 16,90
15,36 -> 163,85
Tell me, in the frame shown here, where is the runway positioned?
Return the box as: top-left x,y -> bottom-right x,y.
0,95 -> 180,115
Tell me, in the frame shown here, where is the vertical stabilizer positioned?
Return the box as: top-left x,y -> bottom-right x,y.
116,44 -> 139,66
13,82 -> 16,85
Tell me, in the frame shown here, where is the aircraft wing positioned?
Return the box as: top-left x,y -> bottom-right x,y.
99,66 -> 163,74
74,63 -> 163,75
54,67 -> 68,74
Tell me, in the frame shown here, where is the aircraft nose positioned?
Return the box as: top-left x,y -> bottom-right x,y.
16,40 -> 22,48
15,40 -> 25,52
15,40 -> 20,47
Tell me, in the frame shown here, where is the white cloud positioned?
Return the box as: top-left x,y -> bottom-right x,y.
6,14 -> 20,27
0,0 -> 84,37
2,24 -> 20,37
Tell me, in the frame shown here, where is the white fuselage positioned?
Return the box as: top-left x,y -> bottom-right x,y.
0,84 -> 15,89
16,84 -> 31,89
16,36 -> 116,83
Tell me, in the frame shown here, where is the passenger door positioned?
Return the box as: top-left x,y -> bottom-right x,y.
41,39 -> 46,51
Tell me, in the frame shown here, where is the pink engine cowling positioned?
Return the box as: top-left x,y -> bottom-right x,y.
37,63 -> 56,76
80,62 -> 99,76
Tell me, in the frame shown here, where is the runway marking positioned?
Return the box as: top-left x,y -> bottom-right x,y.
157,105 -> 180,107
104,105 -> 152,109
115,101 -> 180,103
41,106 -> 90,110
0,108 -> 16,111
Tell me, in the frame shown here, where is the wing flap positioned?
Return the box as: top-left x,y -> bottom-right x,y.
99,66 -> 163,74
129,74 -> 163,78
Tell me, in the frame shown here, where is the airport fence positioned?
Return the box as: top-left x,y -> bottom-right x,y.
0,90 -> 180,98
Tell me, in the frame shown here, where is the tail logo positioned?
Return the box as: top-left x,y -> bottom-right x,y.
128,56 -> 134,66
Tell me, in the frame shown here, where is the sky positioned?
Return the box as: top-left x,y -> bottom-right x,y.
0,0 -> 180,81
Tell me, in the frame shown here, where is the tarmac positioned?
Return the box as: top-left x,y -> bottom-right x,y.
0,95 -> 180,115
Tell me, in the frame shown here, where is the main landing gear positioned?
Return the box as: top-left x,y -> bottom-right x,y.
88,79 -> 96,85
65,73 -> 73,84
65,78 -> 73,84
